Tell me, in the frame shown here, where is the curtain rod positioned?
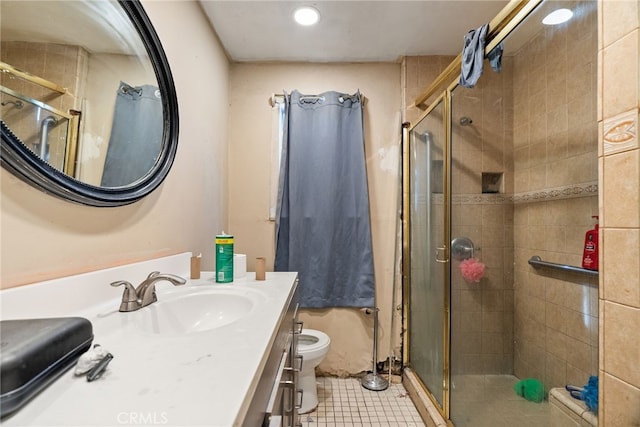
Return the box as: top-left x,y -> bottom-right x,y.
269,92 -> 366,107
120,83 -> 142,96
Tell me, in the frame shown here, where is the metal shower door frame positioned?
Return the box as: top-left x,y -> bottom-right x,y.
402,90 -> 452,420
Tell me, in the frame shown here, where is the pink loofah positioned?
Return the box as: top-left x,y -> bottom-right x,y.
460,258 -> 485,283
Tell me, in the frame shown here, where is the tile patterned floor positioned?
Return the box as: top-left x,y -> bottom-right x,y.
299,376 -> 426,427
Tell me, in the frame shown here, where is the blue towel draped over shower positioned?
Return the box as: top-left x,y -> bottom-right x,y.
459,23 -> 504,88
274,90 -> 375,308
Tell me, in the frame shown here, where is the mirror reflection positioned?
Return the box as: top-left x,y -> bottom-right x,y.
1,0 -> 162,188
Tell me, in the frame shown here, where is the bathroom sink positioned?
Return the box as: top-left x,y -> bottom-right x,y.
132,287 -> 263,335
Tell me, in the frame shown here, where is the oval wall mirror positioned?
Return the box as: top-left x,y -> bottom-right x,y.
0,0 -> 178,207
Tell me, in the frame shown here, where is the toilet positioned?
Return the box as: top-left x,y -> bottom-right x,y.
297,329 -> 331,413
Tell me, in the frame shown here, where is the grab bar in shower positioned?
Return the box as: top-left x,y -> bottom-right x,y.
528,256 -> 598,277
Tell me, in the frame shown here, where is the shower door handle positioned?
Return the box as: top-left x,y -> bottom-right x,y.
435,246 -> 449,263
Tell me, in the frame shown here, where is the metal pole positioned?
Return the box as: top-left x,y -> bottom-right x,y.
361,307 -> 389,391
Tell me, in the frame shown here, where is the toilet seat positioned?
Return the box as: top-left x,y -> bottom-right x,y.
299,329 -> 330,350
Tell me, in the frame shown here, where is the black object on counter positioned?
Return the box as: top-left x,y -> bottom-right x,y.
0,317 -> 93,418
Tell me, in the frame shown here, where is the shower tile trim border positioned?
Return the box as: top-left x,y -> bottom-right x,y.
430,181 -> 599,206
510,181 -> 599,204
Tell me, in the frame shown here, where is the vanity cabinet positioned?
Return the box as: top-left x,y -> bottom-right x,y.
0,253 -> 302,427
280,297 -> 303,427
244,278 -> 302,427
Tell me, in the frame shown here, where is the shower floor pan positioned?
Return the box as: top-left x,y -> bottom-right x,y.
450,374 -> 550,427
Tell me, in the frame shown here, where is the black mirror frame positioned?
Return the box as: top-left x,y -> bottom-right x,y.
0,0 -> 179,207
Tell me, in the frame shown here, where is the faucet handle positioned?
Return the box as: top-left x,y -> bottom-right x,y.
146,271 -> 161,280
110,280 -> 140,312
144,271 -> 186,285
135,272 -> 187,308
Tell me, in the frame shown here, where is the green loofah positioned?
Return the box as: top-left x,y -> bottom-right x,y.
513,378 -> 545,402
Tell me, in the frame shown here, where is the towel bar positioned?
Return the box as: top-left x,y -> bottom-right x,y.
528,256 -> 598,277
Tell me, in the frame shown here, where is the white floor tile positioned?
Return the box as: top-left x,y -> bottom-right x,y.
299,377 -> 426,427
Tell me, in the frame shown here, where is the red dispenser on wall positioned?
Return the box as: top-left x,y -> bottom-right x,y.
582,216 -> 599,271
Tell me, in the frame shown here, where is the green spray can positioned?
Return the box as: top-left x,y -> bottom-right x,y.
215,232 -> 234,283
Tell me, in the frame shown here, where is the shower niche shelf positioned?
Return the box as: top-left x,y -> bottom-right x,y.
482,172 -> 503,193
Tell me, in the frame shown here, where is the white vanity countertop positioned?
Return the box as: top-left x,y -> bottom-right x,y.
0,254 -> 298,427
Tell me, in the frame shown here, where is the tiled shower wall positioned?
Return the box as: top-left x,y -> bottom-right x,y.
449,57 -> 515,375
511,0 -> 599,392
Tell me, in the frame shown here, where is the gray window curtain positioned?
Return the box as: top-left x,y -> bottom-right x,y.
274,90 -> 375,308
101,82 -> 162,187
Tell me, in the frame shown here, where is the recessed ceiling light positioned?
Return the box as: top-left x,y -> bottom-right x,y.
542,8 -> 573,25
294,6 -> 320,26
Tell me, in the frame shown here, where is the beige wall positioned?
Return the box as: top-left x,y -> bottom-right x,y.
0,0 -> 230,288
227,62 -> 402,375
599,0 -> 640,425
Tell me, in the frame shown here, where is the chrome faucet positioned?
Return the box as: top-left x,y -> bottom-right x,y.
111,271 -> 186,312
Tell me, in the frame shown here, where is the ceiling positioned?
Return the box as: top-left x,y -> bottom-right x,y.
1,1 -> 142,55
199,1 -> 511,63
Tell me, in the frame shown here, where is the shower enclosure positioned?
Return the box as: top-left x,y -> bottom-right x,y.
0,92 -> 72,171
403,1 -> 598,425
0,64 -> 79,176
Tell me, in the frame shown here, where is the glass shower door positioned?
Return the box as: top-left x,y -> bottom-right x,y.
408,98 -> 449,414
